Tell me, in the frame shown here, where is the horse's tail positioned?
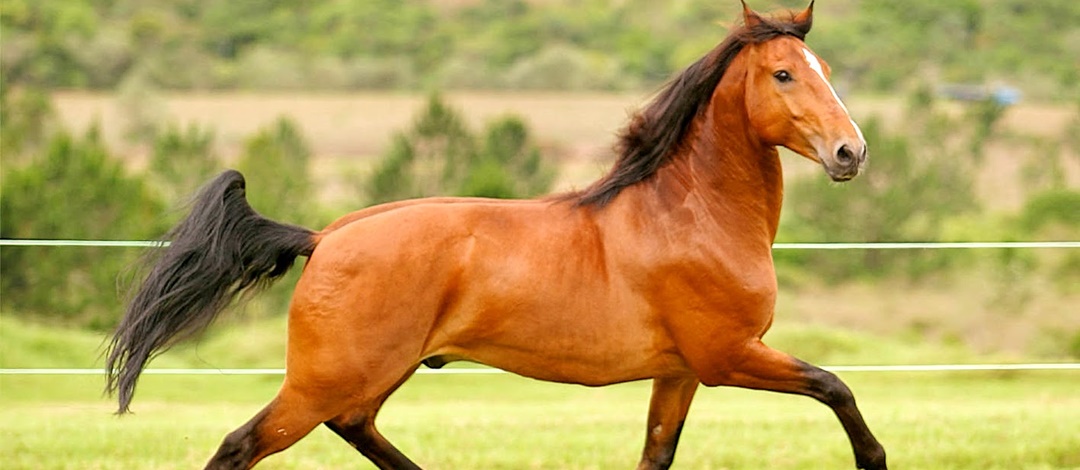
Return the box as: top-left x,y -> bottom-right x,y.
105,169 -> 317,413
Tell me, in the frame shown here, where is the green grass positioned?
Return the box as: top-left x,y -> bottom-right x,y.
0,312 -> 981,372
2,372 -> 1078,469
2,315 -> 1077,469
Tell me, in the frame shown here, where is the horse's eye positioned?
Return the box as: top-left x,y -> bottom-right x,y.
773,70 -> 792,83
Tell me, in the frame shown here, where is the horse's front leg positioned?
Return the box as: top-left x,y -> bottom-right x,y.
700,340 -> 887,470
636,375 -> 699,470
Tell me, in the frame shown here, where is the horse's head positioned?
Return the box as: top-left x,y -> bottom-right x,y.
739,1 -> 866,181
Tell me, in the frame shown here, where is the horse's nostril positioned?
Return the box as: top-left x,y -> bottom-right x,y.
836,145 -> 855,165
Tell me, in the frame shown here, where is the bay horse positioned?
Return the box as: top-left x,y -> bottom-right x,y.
106,2 -> 886,469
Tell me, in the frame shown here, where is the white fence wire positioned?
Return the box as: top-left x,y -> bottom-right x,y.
2,363 -> 1079,376
2,239 -> 1079,249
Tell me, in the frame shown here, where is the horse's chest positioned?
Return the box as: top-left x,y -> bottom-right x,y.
647,250 -> 778,322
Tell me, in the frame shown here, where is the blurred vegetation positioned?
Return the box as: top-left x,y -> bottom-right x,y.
369,94 -> 555,204
0,87 -> 555,330
778,89 -> 984,280
2,0 -> 1078,98
0,125 -> 166,328
777,87 -> 1079,288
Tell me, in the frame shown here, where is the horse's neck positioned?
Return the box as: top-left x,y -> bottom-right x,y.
644,90 -> 784,244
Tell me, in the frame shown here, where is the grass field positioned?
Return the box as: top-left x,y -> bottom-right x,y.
2,371 -> 1078,469
2,316 -> 1079,469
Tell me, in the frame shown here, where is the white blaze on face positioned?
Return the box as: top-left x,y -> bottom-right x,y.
802,48 -> 865,144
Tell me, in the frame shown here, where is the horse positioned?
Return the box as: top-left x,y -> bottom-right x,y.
106,2 -> 886,469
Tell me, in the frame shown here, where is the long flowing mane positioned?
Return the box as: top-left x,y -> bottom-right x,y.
567,13 -> 812,207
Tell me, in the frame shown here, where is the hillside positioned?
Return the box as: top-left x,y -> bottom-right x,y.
3,0 -> 1078,99
49,91 -> 1080,211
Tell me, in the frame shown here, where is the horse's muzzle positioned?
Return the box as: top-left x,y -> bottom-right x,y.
824,142 -> 866,181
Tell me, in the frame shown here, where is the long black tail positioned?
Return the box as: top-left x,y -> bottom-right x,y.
105,170 -> 316,413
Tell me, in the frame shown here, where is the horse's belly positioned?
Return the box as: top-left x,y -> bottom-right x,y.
430,312 -> 691,386
487,348 -> 691,386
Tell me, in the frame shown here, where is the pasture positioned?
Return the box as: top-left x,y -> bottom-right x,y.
2,371 -> 1078,469
2,316 -> 1078,469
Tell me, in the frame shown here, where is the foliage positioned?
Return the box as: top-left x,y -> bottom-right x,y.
1017,189 -> 1080,235
3,0 -> 1078,97
0,127 -> 166,329
1014,189 -> 1080,294
777,89 -> 981,280
148,122 -> 220,204
0,85 -> 55,159
966,98 -> 1008,159
777,85 -> 1077,286
235,116 -> 315,226
368,94 -> 554,204
114,64 -> 167,143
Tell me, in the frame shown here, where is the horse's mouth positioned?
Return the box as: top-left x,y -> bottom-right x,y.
827,169 -> 858,182
823,162 -> 860,182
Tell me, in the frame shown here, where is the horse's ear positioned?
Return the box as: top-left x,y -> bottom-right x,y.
793,0 -> 814,36
741,1 -> 764,27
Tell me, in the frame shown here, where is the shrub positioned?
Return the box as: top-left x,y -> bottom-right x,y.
149,122 -> 220,205
777,116 -> 978,280
0,126 -> 166,328
367,94 -> 555,204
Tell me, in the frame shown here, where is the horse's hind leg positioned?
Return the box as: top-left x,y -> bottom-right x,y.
705,341 -> 887,470
323,368 -> 421,469
325,410 -> 420,470
636,376 -> 699,470
204,384 -> 335,470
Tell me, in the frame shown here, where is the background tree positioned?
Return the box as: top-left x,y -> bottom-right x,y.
3,0 -> 1077,98
235,116 -> 316,226
777,110 -> 978,280
369,94 -> 554,204
148,122 -> 220,205
460,116 -> 555,198
0,126 -> 166,329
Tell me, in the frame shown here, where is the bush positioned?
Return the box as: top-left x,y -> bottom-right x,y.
235,116 -> 316,226
1017,189 -> 1080,235
149,122 -> 220,205
777,116 -> 978,280
0,127 -> 166,328
502,44 -> 621,90
367,94 -> 555,204
0,85 -> 55,159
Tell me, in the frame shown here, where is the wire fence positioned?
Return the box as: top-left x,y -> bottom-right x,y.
2,238 -> 1078,375
2,239 -> 1078,249
2,363 -> 1079,376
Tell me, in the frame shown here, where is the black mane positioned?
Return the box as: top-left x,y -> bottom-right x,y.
568,13 -> 812,208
